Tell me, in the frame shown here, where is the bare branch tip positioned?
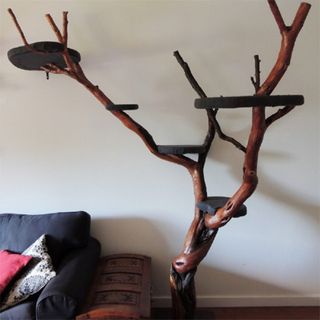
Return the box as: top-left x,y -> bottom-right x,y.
301,2 -> 311,8
173,50 -> 180,58
63,11 -> 69,20
7,8 -> 15,20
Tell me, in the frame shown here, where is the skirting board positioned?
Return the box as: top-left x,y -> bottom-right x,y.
152,295 -> 320,308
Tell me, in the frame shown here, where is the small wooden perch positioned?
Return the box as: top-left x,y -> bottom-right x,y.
7,1 -> 311,318
195,95 -> 304,109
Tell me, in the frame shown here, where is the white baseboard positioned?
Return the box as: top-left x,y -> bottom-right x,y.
152,295 -> 320,308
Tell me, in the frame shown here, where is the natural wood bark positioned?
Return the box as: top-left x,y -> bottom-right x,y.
174,51 -> 246,153
7,1 -> 310,319
204,0 -> 311,230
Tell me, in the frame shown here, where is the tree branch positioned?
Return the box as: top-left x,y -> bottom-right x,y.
41,63 -> 71,77
8,9 -> 198,173
173,51 -> 207,98
7,8 -> 45,54
250,54 -> 261,93
45,13 -> 63,43
173,50 -> 214,167
290,3 -> 311,39
62,11 -> 68,45
268,0 -> 287,33
45,12 -> 79,76
7,8 -> 29,47
213,114 -> 247,152
265,105 -> 295,128
174,50 -> 246,154
260,1 -> 311,95
205,0 -> 311,229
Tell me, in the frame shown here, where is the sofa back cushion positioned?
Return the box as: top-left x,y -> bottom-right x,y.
0,211 -> 91,267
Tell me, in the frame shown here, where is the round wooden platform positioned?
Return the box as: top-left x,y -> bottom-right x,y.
7,41 -> 81,70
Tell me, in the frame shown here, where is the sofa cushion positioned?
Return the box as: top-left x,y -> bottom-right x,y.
0,211 -> 91,267
0,235 -> 56,312
0,299 -> 36,320
0,250 -> 32,296
36,237 -> 101,320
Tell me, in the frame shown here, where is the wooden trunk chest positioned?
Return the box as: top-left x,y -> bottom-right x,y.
76,254 -> 151,319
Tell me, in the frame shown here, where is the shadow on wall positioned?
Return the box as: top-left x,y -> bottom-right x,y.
207,132 -> 319,224
150,263 -> 308,307
196,264 -> 305,306
91,216 -> 177,295
90,217 -> 318,304
91,216 -> 175,255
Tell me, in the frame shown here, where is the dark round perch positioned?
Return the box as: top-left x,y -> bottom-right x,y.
197,196 -> 247,218
7,41 -> 80,70
195,95 -> 304,109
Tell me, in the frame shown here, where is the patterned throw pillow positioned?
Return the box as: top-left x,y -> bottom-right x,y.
0,234 -> 56,311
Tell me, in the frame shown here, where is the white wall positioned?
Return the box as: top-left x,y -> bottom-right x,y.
0,0 -> 319,307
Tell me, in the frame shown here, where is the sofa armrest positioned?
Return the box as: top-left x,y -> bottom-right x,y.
36,237 -> 101,320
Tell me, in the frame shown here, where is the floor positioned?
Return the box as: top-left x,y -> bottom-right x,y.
151,307 -> 320,320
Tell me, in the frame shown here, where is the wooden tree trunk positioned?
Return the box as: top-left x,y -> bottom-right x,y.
169,165 -> 218,319
168,2 -> 311,317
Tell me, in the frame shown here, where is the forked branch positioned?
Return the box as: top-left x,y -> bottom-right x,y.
260,0 -> 311,94
268,0 -> 287,33
265,105 -> 295,128
8,9 -> 203,176
204,0 -> 311,229
174,51 -> 246,153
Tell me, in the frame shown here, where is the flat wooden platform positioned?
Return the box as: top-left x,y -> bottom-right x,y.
195,95 -> 304,109
157,145 -> 206,155
8,41 -> 80,70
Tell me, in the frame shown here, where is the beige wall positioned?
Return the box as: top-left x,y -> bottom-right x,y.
0,0 -> 319,307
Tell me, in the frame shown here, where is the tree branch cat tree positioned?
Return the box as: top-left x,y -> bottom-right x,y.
7,1 -> 310,318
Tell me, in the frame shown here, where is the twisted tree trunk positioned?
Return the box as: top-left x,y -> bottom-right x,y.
169,2 -> 311,318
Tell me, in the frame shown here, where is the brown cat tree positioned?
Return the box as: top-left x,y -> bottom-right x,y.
7,1 -> 310,318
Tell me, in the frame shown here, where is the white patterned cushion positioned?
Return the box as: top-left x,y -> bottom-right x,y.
0,234 -> 56,311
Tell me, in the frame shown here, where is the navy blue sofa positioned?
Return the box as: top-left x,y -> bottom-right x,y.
0,211 -> 101,320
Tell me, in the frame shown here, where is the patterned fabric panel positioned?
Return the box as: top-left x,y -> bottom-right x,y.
103,258 -> 144,273
93,291 -> 139,306
100,273 -> 141,286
